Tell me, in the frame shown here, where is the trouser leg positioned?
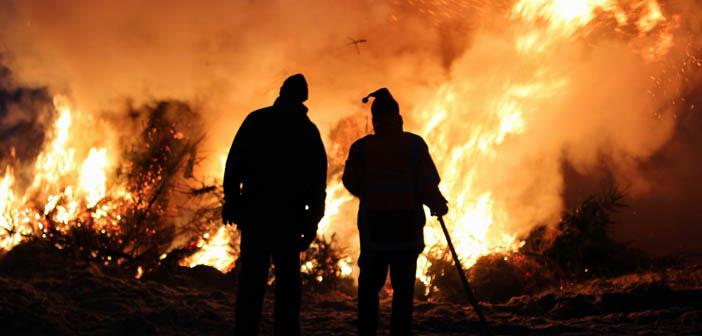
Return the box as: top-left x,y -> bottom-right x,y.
357,251 -> 389,336
271,245 -> 302,336
235,231 -> 271,336
389,253 -> 418,336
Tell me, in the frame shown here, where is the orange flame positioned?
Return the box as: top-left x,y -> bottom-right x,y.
0,0 -> 683,289
186,0 -> 678,285
0,95 -> 126,251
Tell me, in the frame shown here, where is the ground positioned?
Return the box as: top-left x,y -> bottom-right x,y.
0,244 -> 701,335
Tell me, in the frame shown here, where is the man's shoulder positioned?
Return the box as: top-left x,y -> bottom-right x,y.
247,106 -> 273,118
402,132 -> 429,147
305,116 -> 321,134
351,134 -> 373,146
240,106 -> 274,127
348,135 -> 373,153
402,131 -> 425,141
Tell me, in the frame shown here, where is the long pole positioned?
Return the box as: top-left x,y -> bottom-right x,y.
437,216 -> 492,336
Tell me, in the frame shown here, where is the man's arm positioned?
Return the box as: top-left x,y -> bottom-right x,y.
298,123 -> 327,251
309,124 -> 327,223
222,115 -> 252,225
416,138 -> 448,216
342,140 -> 363,197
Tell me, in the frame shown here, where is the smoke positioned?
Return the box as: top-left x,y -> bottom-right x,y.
0,0 -> 446,173
0,63 -> 55,189
403,1 -> 702,258
0,0 -> 701,256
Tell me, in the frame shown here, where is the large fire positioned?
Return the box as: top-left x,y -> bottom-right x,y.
0,0 -> 694,287
1,95 -> 129,252
405,0 -> 677,284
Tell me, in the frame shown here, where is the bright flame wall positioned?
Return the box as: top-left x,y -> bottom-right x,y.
1,0 -> 701,271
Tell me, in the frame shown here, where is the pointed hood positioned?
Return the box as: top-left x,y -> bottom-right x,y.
362,88 -> 399,118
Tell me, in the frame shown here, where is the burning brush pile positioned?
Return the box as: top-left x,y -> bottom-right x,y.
1,0 -> 702,333
0,58 -> 689,302
0,65 -> 207,276
1,0 -> 701,296
0,64 -> 353,292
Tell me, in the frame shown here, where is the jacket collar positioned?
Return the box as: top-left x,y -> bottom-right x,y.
373,115 -> 403,136
273,96 -> 308,116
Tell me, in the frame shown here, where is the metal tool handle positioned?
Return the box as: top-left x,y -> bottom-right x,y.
437,216 -> 492,336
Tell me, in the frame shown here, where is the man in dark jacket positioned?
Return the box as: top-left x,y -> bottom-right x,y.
343,88 -> 448,336
222,73 -> 327,336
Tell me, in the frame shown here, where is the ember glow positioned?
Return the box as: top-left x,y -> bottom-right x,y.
316,0 -> 685,286
404,0 -> 681,285
0,0 -> 699,288
181,226 -> 238,273
1,96 -> 129,252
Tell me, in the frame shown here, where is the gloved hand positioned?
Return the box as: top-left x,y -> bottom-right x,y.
421,185 -> 449,217
221,199 -> 243,226
222,206 -> 234,225
298,230 -> 316,252
298,204 -> 322,251
430,201 -> 449,217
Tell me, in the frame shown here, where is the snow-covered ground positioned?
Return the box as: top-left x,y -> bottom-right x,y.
1,243 -> 700,335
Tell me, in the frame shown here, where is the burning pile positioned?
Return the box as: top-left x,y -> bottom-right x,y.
318,0 -> 694,289
411,0 -> 678,284
0,0 -> 700,296
0,79 -> 214,275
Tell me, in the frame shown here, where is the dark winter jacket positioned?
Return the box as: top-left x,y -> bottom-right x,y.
342,116 -> 446,252
223,97 -> 327,234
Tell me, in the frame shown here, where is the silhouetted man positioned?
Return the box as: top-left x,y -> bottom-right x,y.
343,88 -> 448,336
223,74 -> 327,336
